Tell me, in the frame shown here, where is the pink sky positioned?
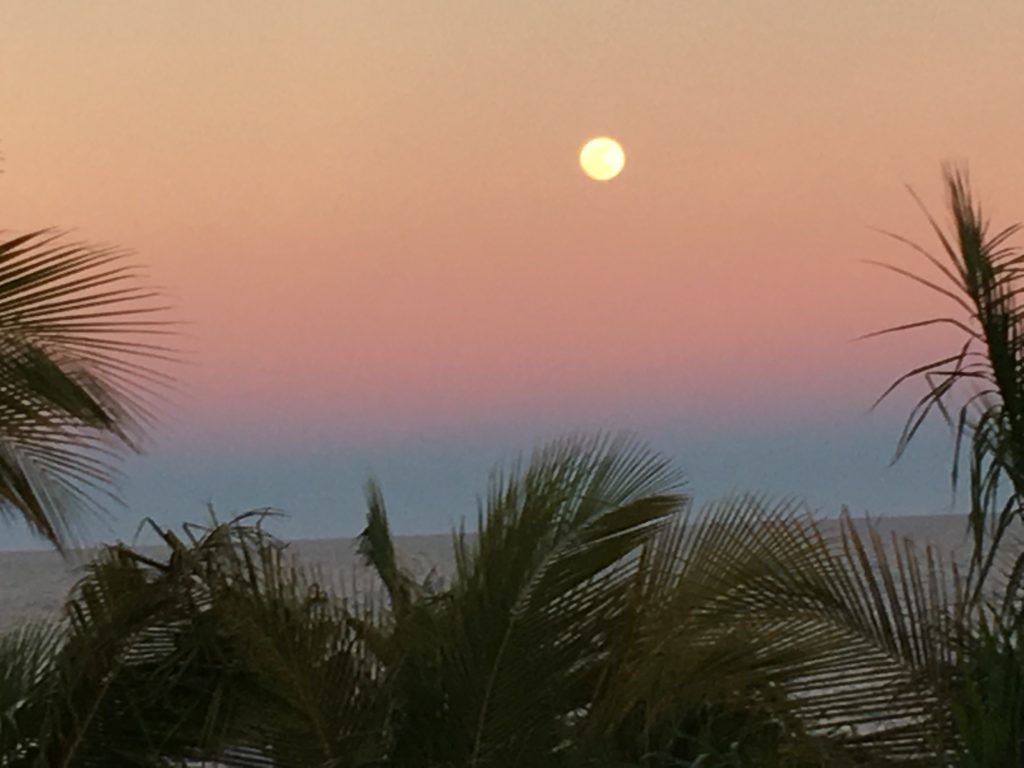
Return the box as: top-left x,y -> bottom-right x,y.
2,2 -> 1024,544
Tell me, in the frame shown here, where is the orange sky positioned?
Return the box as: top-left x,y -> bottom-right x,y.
2,2 -> 1024,543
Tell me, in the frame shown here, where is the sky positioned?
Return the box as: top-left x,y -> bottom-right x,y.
2,1 -> 1024,549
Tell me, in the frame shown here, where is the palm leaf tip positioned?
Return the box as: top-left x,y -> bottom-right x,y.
358,479 -> 415,610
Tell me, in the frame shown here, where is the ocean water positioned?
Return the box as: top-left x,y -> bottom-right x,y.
0,515 -> 974,632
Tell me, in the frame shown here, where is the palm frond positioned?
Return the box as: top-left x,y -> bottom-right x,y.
4,512 -> 384,767
371,434 -> 688,766
581,498 -> 965,765
868,167 -> 1024,599
0,621 -> 62,765
0,230 -> 174,549
357,478 -> 416,615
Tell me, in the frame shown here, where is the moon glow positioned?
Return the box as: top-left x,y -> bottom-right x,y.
579,137 -> 625,181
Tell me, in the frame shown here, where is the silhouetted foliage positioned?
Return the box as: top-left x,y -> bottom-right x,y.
0,229 -> 172,550
0,435 -> 980,766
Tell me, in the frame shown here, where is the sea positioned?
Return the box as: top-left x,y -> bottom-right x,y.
0,515 -> 977,632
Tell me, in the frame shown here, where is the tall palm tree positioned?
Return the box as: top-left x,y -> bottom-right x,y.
0,228 -> 172,550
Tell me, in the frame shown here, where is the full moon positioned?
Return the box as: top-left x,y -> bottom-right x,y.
579,137 -> 625,181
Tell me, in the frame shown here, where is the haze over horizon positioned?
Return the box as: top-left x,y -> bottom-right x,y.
2,1 -> 1023,549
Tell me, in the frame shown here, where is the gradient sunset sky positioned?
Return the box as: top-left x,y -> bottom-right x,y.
3,1 -> 1024,548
